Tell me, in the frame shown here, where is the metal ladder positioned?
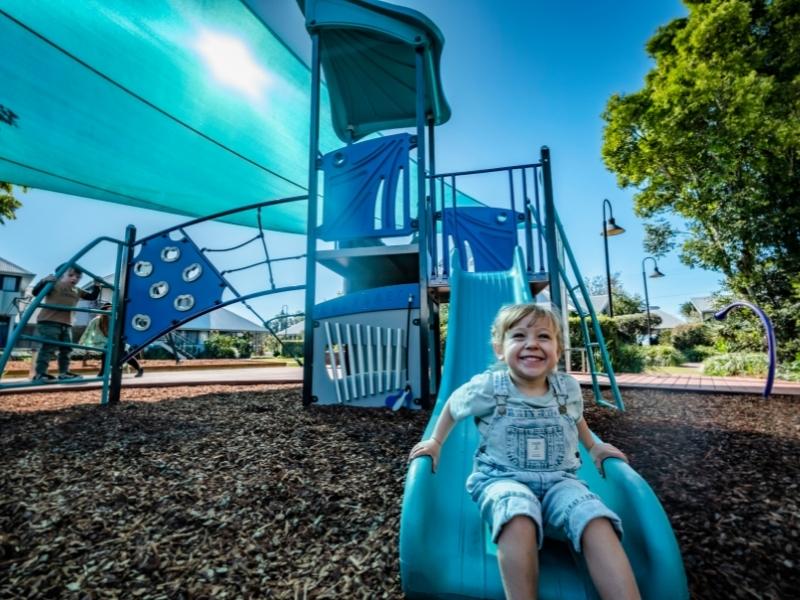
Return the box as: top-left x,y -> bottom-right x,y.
554,212 -> 623,410
527,197 -> 623,411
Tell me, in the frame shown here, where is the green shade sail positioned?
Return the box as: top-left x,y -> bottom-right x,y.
0,1 -> 333,232
0,1 -> 468,233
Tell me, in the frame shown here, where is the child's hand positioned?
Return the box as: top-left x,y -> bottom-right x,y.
589,442 -> 628,477
408,438 -> 443,473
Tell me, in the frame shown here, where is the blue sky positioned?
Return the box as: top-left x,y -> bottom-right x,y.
0,0 -> 721,321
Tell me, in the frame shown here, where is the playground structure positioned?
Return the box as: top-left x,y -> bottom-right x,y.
0,0 -> 689,597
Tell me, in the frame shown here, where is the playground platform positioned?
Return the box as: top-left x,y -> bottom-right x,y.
2,365 -> 799,396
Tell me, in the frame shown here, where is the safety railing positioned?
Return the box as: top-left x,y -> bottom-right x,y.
427,162 -> 548,282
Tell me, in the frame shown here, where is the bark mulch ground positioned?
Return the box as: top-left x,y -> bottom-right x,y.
0,385 -> 798,599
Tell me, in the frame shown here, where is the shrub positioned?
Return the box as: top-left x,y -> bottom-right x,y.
777,360 -> 800,382
203,333 -> 253,359
614,313 -> 657,344
703,352 -> 768,377
641,345 -> 684,368
609,343 -> 645,373
671,323 -> 713,351
568,317 -> 647,373
681,345 -> 717,363
275,340 -> 303,358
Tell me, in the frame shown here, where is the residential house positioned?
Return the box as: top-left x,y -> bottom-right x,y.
0,257 -> 35,348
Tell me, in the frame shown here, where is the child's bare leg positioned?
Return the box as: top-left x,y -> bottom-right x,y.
496,515 -> 539,600
581,518 -> 640,600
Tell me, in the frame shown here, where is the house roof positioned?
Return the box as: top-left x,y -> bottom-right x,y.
0,256 -> 34,276
650,309 -> 685,330
276,320 -> 305,336
180,308 -> 266,333
691,296 -> 717,315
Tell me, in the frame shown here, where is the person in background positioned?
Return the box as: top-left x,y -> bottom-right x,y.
31,265 -> 102,381
80,302 -> 144,377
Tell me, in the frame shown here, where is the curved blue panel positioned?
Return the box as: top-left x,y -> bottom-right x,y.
314,283 -> 419,319
443,207 -> 523,272
124,234 -> 226,350
318,133 -> 413,241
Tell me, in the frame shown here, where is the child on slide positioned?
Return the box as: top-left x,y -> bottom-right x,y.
409,303 -> 641,600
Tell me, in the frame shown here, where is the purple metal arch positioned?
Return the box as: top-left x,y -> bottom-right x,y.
714,301 -> 776,398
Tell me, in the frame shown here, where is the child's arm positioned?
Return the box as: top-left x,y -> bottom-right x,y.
577,419 -> 629,476
408,399 -> 458,473
32,275 -> 56,297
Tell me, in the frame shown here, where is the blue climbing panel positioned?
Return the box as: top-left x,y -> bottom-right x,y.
442,206 -> 523,272
318,133 -> 414,242
125,233 -> 227,351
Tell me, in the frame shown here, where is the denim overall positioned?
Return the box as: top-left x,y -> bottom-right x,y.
465,370 -> 622,551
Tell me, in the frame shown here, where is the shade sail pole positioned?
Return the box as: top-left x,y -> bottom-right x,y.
302,33 -> 321,406
415,48 -> 433,408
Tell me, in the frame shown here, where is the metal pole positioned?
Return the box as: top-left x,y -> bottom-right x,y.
302,34 -> 321,406
415,48 -> 433,407
427,115 -> 437,277
107,225 -> 135,405
642,256 -> 653,345
602,198 -> 614,317
541,147 -> 561,311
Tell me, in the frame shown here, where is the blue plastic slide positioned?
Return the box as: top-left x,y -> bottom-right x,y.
400,249 -> 688,599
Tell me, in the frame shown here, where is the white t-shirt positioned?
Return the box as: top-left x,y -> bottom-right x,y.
448,369 -> 584,431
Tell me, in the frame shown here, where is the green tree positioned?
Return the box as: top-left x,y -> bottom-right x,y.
679,300 -> 699,321
602,0 -> 800,358
0,182 -> 24,224
583,273 -> 645,316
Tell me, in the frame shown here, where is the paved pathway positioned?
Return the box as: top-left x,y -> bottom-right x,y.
570,371 -> 800,396
2,366 -> 799,396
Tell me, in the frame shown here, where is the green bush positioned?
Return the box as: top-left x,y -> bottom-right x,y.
202,333 -> 253,359
681,345 -> 717,363
777,361 -> 800,382
614,313 -> 657,344
641,345 -> 684,368
568,317 -> 645,373
703,352 -> 768,377
609,343 -> 645,373
275,340 -> 304,358
671,323 -> 713,351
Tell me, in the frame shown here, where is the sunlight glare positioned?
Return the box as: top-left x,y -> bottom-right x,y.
195,30 -> 270,99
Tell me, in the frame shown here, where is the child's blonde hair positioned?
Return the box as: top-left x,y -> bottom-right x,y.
491,303 -> 564,355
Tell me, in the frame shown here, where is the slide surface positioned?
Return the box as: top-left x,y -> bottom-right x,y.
399,250 -> 688,599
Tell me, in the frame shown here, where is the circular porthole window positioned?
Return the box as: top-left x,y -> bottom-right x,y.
333,151 -> 346,167
182,263 -> 203,283
161,246 -> 181,262
133,261 -> 153,277
131,314 -> 151,331
174,294 -> 195,312
149,281 -> 170,299
496,212 -> 509,224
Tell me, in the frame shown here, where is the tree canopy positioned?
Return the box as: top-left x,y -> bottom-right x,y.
602,0 -> 800,310
0,182 -> 22,225
584,273 -> 645,316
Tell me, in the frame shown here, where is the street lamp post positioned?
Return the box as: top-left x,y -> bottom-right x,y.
601,199 -> 625,317
641,256 -> 665,345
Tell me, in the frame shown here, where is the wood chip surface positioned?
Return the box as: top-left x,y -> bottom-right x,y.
1,385 -> 798,599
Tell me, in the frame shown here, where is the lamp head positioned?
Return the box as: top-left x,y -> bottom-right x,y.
649,266 -> 665,278
604,217 -> 625,237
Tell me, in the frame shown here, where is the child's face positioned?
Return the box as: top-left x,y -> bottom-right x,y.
60,269 -> 81,285
494,315 -> 559,391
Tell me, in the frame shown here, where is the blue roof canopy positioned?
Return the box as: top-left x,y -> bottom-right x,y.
299,0 -> 451,142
